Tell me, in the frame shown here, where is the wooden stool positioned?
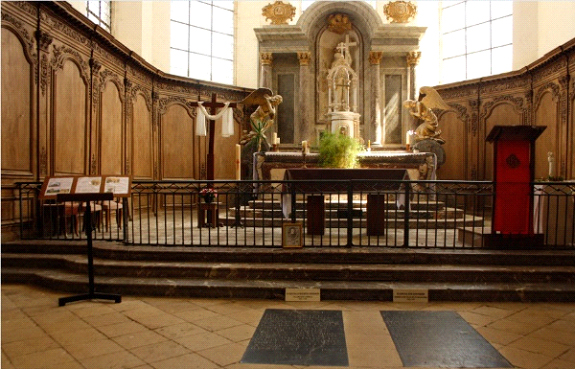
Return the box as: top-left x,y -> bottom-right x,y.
197,202 -> 219,228
101,199 -> 123,230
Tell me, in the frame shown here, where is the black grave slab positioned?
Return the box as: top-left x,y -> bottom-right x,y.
381,311 -> 512,368
241,309 -> 349,367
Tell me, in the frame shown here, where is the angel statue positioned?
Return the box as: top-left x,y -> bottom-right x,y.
403,86 -> 452,144
238,87 -> 283,152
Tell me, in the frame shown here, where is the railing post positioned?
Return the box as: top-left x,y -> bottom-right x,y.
403,181 -> 410,247
347,181 -> 353,247
18,183 -> 24,239
291,181 -> 297,223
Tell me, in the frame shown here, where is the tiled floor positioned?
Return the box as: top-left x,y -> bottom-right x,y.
2,284 -> 575,369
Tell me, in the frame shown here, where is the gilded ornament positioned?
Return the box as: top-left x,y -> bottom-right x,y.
327,13 -> 352,34
262,1 -> 295,25
383,1 -> 417,23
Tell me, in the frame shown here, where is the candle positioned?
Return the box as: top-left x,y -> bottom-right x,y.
276,137 -> 280,145
235,144 -> 241,180
367,140 -> 371,149
272,132 -> 277,145
302,140 -> 307,153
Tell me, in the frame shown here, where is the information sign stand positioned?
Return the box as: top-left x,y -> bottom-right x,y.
39,175 -> 130,306
57,192 -> 121,306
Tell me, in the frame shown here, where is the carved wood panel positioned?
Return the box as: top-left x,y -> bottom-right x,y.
100,80 -> 124,175
132,93 -> 153,179
160,104 -> 195,180
1,29 -> 33,176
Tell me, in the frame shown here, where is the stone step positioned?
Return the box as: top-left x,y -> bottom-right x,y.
3,267 -> 574,302
3,253 -> 574,284
238,207 -> 463,220
4,241 -> 575,266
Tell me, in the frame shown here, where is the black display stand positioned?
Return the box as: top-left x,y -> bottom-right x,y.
57,192 -> 122,306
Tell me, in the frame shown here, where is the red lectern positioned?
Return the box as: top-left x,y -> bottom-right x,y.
485,125 -> 546,248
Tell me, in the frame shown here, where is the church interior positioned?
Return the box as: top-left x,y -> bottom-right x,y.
2,1 -> 575,369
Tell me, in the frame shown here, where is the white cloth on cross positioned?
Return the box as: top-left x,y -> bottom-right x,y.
195,101 -> 234,137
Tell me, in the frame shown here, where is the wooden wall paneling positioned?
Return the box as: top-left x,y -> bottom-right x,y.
570,65 -> 575,179
99,75 -> 124,175
533,82 -> 560,179
437,104 -> 468,180
130,89 -> 153,179
159,99 -> 196,180
480,95 -> 525,180
1,21 -> 36,178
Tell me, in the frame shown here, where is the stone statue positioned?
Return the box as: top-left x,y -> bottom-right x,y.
239,87 -> 283,152
403,86 -> 452,144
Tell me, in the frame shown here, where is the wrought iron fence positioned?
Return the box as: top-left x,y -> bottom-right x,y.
14,180 -> 575,249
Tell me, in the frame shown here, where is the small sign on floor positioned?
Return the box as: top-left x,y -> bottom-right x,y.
285,288 -> 321,302
393,288 -> 429,303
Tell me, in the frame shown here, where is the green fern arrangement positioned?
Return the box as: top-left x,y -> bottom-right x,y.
318,131 -> 362,168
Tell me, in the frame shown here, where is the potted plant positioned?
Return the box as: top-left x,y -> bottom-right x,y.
200,187 -> 217,203
317,131 -> 362,169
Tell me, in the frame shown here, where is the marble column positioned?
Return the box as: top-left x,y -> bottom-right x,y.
407,51 -> 421,101
298,52 -> 313,142
369,51 -> 383,146
259,52 -> 273,89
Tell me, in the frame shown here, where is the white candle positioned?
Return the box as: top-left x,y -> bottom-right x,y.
302,140 -> 307,153
235,144 -> 241,180
272,132 -> 277,145
277,137 -> 280,145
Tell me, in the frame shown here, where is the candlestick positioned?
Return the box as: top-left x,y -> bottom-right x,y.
235,144 -> 241,180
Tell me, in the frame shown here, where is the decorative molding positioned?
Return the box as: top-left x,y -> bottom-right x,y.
534,81 -> 560,111
2,11 -> 37,62
157,96 -> 197,118
481,95 -> 528,126
383,1 -> 417,23
297,52 -> 311,66
40,146 -> 47,176
533,59 -> 566,83
99,69 -> 125,103
479,78 -> 528,94
51,44 -> 90,84
35,30 -> 52,52
44,12 -> 90,47
91,154 -> 97,175
369,51 -> 383,65
327,13 -> 352,34
40,54 -> 49,96
262,1 -> 295,25
130,84 -> 153,112
406,51 -> 421,67
260,52 -> 273,66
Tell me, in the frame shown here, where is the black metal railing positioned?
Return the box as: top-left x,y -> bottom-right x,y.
13,180 -> 575,249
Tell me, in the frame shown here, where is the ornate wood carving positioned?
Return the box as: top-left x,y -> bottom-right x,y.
39,146 -> 47,176
534,82 -> 560,110
260,52 -> 273,66
43,11 -> 90,47
406,51 -> 421,67
2,11 -> 37,62
40,54 -> 49,95
262,1 -> 295,25
51,44 -> 90,84
157,96 -> 197,118
99,69 -> 125,103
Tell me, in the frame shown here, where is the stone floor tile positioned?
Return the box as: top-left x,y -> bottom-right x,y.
214,323 -> 256,342
197,342 -> 247,367
149,352 -> 220,369
65,338 -> 125,360
458,310 -> 501,327
559,347 -> 575,363
487,318 -> 543,336
547,319 -> 575,333
122,306 -> 171,321
1,318 -> 47,343
79,350 -> 145,369
475,326 -> 523,346
49,326 -> 107,345
154,321 -> 207,340
96,320 -> 149,338
506,309 -> 558,326
68,303 -> 117,318
80,311 -> 133,327
1,307 -> 26,320
205,301 -> 254,316
113,330 -> 169,350
8,347 -> 79,369
174,331 -> 233,352
39,317 -> 93,334
130,313 -> 186,330
499,346 -> 554,369
541,358 -> 575,369
1,335 -> 61,358
508,336 -> 570,358
129,340 -> 191,364
173,308 -> 219,322
192,314 -> 244,332
529,326 -> 575,346
226,308 -> 264,326
471,305 -> 517,319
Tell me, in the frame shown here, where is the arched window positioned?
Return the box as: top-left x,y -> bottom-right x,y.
170,1 -> 234,84
441,1 -> 512,83
86,0 -> 111,32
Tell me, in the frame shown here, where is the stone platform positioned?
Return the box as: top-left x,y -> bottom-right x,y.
2,240 -> 575,302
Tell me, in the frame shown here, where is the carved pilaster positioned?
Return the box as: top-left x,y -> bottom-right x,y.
39,147 -> 47,176
260,53 -> 273,89
297,52 -> 311,66
407,51 -> 421,100
35,30 -> 53,52
369,51 -> 383,65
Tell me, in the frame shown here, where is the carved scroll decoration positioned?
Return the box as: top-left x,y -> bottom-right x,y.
383,1 -> 417,23
327,13 -> 352,34
262,1 -> 295,25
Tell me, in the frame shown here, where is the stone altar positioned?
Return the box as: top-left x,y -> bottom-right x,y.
254,150 -> 437,183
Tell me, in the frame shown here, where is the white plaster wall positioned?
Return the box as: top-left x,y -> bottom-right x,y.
414,1 -> 440,88
235,1 -> 268,88
513,2 -> 539,70
537,1 -> 575,57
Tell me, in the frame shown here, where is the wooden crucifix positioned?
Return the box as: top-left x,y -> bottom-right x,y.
191,92 -> 237,180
